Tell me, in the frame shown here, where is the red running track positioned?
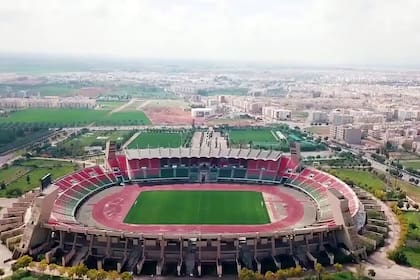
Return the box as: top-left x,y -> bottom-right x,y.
92,183 -> 305,234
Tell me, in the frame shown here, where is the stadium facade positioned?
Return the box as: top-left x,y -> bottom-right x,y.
9,141 -> 367,277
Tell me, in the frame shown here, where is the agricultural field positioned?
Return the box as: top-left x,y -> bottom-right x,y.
0,159 -> 77,197
127,130 -> 191,148
103,85 -> 172,98
124,190 -> 269,225
0,83 -> 79,96
0,108 -> 151,127
401,160 -> 420,170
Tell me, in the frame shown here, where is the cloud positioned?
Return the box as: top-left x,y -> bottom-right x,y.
0,0 -> 419,66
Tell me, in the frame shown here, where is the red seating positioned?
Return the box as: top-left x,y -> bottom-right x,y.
267,160 -> 278,171
277,157 -> 289,177
116,155 -> 128,176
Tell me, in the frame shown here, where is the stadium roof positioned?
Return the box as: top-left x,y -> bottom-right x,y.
124,147 -> 282,161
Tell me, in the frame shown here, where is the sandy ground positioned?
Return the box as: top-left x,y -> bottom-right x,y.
143,107 -> 193,125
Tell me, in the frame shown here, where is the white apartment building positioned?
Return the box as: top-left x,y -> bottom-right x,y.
0,97 -> 96,109
191,108 -> 214,118
308,111 -> 329,124
397,109 -> 420,121
330,125 -> 362,145
330,110 -> 354,126
262,106 -> 291,120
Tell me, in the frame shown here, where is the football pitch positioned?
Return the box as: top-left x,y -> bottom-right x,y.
123,190 -> 270,225
127,131 -> 186,148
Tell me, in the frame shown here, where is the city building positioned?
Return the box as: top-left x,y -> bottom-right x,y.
262,106 -> 291,121
330,125 -> 362,145
191,107 -> 215,118
308,111 -> 329,124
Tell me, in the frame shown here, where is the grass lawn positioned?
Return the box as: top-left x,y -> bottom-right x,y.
328,169 -> 386,192
64,130 -> 131,148
394,179 -> 420,203
404,212 -> 420,239
229,129 -> 277,145
401,160 -> 420,170
0,166 -> 29,184
0,159 -> 77,197
0,109 -> 150,126
127,131 -> 185,148
401,247 -> 420,268
124,190 -> 270,225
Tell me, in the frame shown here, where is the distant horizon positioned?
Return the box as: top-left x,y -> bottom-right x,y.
1,52 -> 420,73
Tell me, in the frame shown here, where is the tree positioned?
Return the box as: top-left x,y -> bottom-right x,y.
37,260 -> 48,273
48,263 -> 58,272
107,270 -> 119,280
13,255 -> 33,271
96,269 -> 108,280
239,268 -> 256,280
315,263 -> 324,280
397,200 -> 404,208
390,250 -> 408,265
333,263 -> 343,272
120,271 -> 133,280
74,263 -> 88,278
87,269 -> 99,280
264,271 -> 276,280
58,266 -> 67,276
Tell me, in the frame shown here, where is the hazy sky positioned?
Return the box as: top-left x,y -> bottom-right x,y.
1,0 -> 420,66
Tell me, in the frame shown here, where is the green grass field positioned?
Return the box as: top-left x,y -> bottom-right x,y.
401,160 -> 420,170
0,159 -> 77,197
402,212 -> 420,268
328,169 -> 386,192
124,190 -> 270,225
0,109 -> 150,126
228,129 -> 277,145
64,130 -> 131,148
127,131 -> 185,148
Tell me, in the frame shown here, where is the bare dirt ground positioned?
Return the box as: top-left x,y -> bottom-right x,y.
139,99 -> 193,125
144,107 -> 193,125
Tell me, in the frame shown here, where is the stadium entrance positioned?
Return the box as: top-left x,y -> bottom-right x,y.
199,163 -> 210,183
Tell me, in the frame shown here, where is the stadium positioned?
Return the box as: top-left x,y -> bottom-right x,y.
11,136 -> 367,277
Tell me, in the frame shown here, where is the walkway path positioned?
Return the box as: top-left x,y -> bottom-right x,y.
347,195 -> 420,279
